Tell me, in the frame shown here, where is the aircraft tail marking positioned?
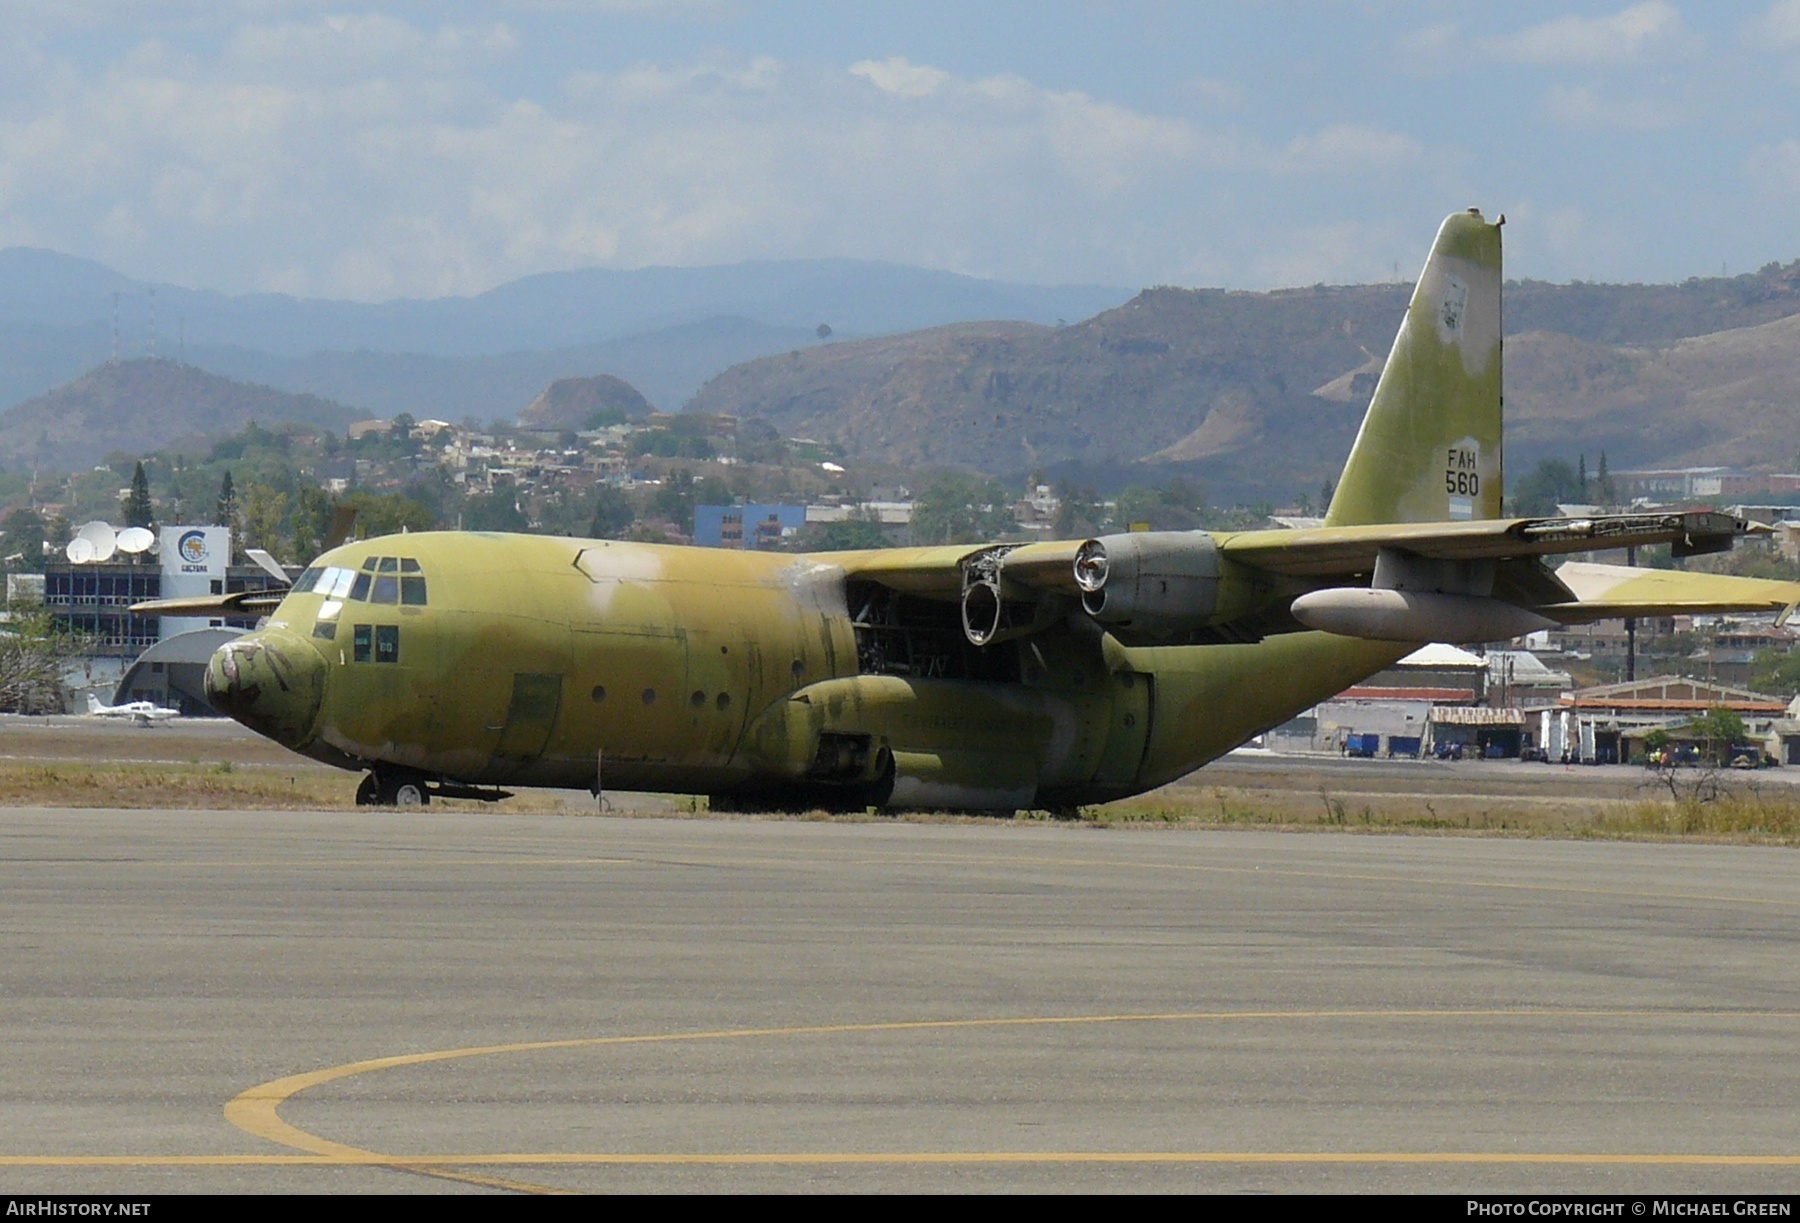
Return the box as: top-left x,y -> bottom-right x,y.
1326,209 -> 1503,528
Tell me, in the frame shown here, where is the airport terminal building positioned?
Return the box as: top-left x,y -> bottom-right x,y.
36,524 -> 287,713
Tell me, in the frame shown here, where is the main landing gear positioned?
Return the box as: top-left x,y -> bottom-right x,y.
354,769 -> 514,808
355,770 -> 429,807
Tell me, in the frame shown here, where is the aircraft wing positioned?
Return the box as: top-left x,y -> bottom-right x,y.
1218,510 -> 1754,577
818,511 -> 1800,648
1544,562 -> 1800,624
828,541 -> 1084,599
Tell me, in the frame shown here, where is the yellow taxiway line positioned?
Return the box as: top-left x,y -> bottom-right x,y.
211,1006 -> 1800,1189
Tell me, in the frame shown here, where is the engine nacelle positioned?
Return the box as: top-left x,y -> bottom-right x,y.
1073,531 -> 1222,639
1289,587 -> 1555,644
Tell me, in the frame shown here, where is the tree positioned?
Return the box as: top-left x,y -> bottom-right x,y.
289,486 -> 334,564
1688,706 -> 1748,766
909,473 -> 1016,545
816,323 -> 832,340
0,600 -> 79,713
461,489 -> 530,533
1751,647 -> 1800,698
1112,479 -> 1206,532
0,508 -> 47,572
1596,451 -> 1615,507
240,482 -> 290,560
215,470 -> 239,530
122,461 -> 154,529
799,507 -> 889,551
587,485 -> 636,539
344,490 -> 436,538
1511,459 -> 1582,516
1052,481 -> 1102,538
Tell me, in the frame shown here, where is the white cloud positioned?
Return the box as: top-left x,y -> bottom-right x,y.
0,15 -> 1436,297
1276,124 -> 1422,174
1481,2 -> 1693,65
1541,83 -> 1686,130
849,56 -> 948,98
1759,0 -> 1800,48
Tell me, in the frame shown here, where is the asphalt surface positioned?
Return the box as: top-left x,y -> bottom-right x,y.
2,808 -> 1799,1194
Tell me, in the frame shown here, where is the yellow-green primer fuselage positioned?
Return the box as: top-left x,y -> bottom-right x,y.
215,530 -> 1401,811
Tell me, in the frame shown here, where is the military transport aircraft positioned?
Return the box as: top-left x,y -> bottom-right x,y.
134,210 -> 1800,809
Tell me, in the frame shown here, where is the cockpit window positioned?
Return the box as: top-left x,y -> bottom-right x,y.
315,560 -> 425,604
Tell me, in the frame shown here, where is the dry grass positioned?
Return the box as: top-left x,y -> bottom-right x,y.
0,760 -> 591,813
1082,778 -> 1800,846
4,756 -> 1800,845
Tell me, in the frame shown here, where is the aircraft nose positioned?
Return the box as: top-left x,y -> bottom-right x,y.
204,628 -> 327,749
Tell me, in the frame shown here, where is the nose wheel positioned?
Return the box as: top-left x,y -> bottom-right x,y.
355,770 -> 430,807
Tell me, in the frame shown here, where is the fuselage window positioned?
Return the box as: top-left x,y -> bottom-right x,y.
378,557 -> 398,573
400,576 -> 428,605
371,575 -> 399,604
313,621 -> 337,640
361,557 -> 380,571
399,558 -> 421,573
349,572 -> 372,602
292,567 -> 322,594
352,624 -> 372,662
375,625 -> 399,664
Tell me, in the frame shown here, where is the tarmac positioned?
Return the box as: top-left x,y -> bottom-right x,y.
3,803 -> 1800,1193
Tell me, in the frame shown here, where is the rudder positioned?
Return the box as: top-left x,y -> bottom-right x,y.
1325,209 -> 1503,527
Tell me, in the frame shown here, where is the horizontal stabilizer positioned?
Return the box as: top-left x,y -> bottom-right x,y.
129,591 -> 286,617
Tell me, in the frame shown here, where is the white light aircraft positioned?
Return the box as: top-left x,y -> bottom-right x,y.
84,694 -> 181,725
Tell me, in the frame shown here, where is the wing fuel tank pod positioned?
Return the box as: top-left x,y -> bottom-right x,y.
1290,546 -> 1555,644
1072,531 -> 1223,640
1289,587 -> 1554,644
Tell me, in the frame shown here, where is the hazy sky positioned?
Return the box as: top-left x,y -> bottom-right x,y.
2,2 -> 1796,299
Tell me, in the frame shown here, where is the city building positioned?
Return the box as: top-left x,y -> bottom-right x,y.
693,504 -> 806,550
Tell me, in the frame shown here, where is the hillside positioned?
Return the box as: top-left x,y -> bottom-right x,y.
0,359 -> 361,472
691,282 -> 1800,503
690,285 -> 1406,500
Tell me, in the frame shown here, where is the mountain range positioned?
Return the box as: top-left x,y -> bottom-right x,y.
0,248 -> 1130,419
9,245 -> 1800,501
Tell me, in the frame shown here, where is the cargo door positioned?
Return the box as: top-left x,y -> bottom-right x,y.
1092,671 -> 1152,786
491,673 -> 563,775
576,628 -> 691,765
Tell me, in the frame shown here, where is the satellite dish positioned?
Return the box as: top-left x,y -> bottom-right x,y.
117,527 -> 154,555
66,537 -> 96,564
76,521 -> 117,563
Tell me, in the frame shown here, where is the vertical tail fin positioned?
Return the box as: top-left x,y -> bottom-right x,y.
1325,209 -> 1503,527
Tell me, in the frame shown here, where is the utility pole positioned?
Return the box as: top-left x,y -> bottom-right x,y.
1625,544 -> 1637,683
